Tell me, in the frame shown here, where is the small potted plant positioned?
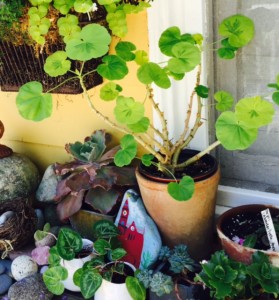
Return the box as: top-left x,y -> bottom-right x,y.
195,249 -> 279,300
15,13 -> 278,259
41,129 -> 137,239
43,219 -> 145,299
136,244 -> 210,300
216,204 -> 279,267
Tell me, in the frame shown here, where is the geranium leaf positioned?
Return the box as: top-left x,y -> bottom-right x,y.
114,134 -> 137,167
97,55 -> 128,80
66,24 -> 111,61
107,10 -> 128,38
272,91 -> 279,105
235,96 -> 275,128
217,47 -> 236,59
127,117 -> 150,133
100,82 -> 122,101
74,0 -> 93,13
134,50 -> 149,65
167,176 -> 195,201
44,51 -> 71,77
195,85 -> 209,98
53,0 -> 75,14
16,81 -> 53,121
137,62 -> 171,88
216,111 -> 258,150
141,154 -> 154,167
214,91 -> 234,111
168,42 -> 201,73
114,96 -> 144,125
115,41 -> 136,61
218,14 -> 255,48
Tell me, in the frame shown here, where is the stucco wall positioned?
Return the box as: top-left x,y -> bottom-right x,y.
0,12 -> 150,172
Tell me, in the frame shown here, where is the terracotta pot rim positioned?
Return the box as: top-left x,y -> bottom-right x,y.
138,149 -> 218,183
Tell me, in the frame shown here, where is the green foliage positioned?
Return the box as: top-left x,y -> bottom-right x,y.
54,130 -> 136,220
167,176 -> 195,201
34,223 -> 51,241
195,250 -> 279,300
136,244 -> 199,297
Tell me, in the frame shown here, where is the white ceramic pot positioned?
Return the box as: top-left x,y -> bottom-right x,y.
94,262 -> 136,300
61,238 -> 94,292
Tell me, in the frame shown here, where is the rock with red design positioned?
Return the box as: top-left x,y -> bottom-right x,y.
115,189 -> 162,269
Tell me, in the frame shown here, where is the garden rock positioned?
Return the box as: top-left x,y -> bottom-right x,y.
11,255 -> 38,281
0,259 -> 12,276
35,209 -> 45,230
115,189 -> 162,269
36,164 -> 60,203
0,273 -> 13,295
8,273 -> 53,300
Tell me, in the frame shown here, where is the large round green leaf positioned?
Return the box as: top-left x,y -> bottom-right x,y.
167,42 -> 201,74
114,96 -> 144,125
115,41 -> 136,61
97,55 -> 128,80
159,26 -> 196,56
216,111 -> 258,150
167,176 -> 195,201
218,14 -> 255,48
44,51 -> 71,77
214,91 -> 234,111
53,0 -> 75,14
127,117 -> 150,133
74,0 -> 93,13
16,81 -> 53,121
137,62 -> 171,88
114,134 -> 137,167
66,24 -> 111,61
235,96 -> 275,128
100,82 -> 122,101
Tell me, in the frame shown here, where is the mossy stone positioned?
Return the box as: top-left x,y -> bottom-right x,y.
0,153 -> 40,202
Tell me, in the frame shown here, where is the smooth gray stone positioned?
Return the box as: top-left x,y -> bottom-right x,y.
8,273 -> 53,300
0,274 -> 13,295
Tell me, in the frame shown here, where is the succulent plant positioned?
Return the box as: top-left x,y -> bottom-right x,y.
149,272 -> 174,297
54,129 -> 136,221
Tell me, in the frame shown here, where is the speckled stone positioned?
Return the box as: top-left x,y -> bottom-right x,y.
0,274 -> 13,295
8,273 -> 53,300
0,153 -> 40,202
11,255 -> 38,281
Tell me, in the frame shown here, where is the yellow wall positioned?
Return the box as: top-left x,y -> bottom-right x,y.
0,12 -> 150,173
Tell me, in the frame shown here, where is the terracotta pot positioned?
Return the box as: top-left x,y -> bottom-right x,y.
136,150 -> 220,261
216,204 -> 279,267
69,209 -> 114,241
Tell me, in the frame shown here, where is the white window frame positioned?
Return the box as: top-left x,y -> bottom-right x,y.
147,0 -> 279,212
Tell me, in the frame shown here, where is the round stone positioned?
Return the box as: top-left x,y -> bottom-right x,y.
0,274 -> 13,294
11,255 -> 38,281
0,153 -> 40,202
0,263 -> 5,275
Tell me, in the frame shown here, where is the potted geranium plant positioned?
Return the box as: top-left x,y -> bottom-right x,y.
15,13 -> 278,259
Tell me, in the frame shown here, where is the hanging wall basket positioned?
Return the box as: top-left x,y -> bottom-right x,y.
0,3 -> 107,94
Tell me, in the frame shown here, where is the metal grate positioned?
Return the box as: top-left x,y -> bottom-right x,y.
0,41 -> 103,94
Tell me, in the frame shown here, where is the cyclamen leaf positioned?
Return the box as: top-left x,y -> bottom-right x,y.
111,248 -> 127,260
126,276 -> 146,300
43,266 -> 68,295
80,270 -> 102,299
93,220 -> 119,239
16,81 -> 53,121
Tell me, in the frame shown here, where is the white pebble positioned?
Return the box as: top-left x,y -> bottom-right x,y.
0,211 -> 15,226
11,255 -> 38,281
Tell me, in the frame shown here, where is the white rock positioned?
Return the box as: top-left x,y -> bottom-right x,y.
11,255 -> 38,281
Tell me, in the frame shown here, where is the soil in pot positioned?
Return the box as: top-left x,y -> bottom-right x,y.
221,208 -> 279,251
102,262 -> 134,284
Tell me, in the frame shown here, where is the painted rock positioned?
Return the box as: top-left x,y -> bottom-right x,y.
0,273 -> 13,295
36,164 -> 60,203
0,153 -> 40,202
11,255 -> 38,281
0,259 -> 12,277
8,273 -> 53,300
115,189 -> 162,269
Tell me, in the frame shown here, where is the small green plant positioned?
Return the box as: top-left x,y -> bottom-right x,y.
43,220 -> 145,299
136,244 -> 200,297
54,129 -> 137,221
195,250 -> 279,300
